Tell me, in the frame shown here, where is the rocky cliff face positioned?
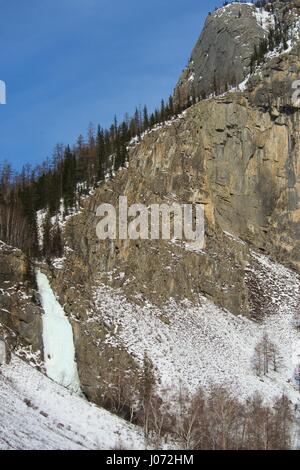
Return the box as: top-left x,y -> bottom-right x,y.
61,42 -> 300,299
0,242 -> 43,359
1,1 -> 300,414
41,35 -> 300,407
174,1 -> 300,108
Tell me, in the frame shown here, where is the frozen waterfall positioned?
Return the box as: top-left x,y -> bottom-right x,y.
36,270 -> 81,393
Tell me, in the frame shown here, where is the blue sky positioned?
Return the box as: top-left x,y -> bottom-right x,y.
0,0 -> 223,169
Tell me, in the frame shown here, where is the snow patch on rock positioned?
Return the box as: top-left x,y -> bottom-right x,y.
253,7 -> 275,32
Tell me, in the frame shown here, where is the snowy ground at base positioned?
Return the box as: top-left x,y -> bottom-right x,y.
36,270 -> 81,393
1,252 -> 299,449
92,251 -> 300,406
0,356 -> 145,450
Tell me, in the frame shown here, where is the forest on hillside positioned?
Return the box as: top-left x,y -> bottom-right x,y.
0,97 -> 181,258
0,0 -> 293,258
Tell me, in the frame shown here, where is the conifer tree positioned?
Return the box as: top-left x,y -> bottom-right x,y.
143,105 -> 149,131
168,96 -> 174,117
96,125 -> 106,180
52,220 -> 63,258
160,99 -> 166,122
62,146 -> 76,212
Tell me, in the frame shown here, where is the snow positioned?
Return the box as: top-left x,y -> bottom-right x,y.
37,192 -> 96,253
236,74 -> 250,92
251,15 -> 300,67
214,3 -> 274,33
36,208 -> 47,249
1,248 -> 299,448
0,240 -> 19,253
249,252 -> 300,386
0,356 -> 145,450
52,199 -> 65,226
127,112 -> 188,150
37,202 -> 65,251
91,251 -> 300,406
223,230 -> 246,245
253,7 -> 275,32
36,270 -> 81,393
169,239 -> 205,254
52,256 -> 67,270
0,339 -> 6,365
14,344 -> 43,369
215,2 -> 246,18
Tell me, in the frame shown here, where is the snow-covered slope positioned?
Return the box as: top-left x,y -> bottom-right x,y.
91,251 -> 300,405
1,250 -> 299,449
0,356 -> 145,450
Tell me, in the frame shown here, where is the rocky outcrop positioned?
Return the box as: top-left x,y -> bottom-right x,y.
173,1 -> 300,108
0,1 -> 299,424
59,46 -> 300,296
42,40 -> 300,409
174,3 -> 270,108
0,241 -> 28,283
0,242 -> 43,356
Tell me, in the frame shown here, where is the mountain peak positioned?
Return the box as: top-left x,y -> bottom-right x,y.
173,1 -> 300,107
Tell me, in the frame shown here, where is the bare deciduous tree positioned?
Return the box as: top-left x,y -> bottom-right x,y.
253,333 -> 281,376
173,387 -> 294,450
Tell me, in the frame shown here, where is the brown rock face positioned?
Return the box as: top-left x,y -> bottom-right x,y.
0,242 -> 28,283
1,2 -> 299,417
45,47 -> 300,409
61,53 -> 300,300
0,242 -> 43,355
